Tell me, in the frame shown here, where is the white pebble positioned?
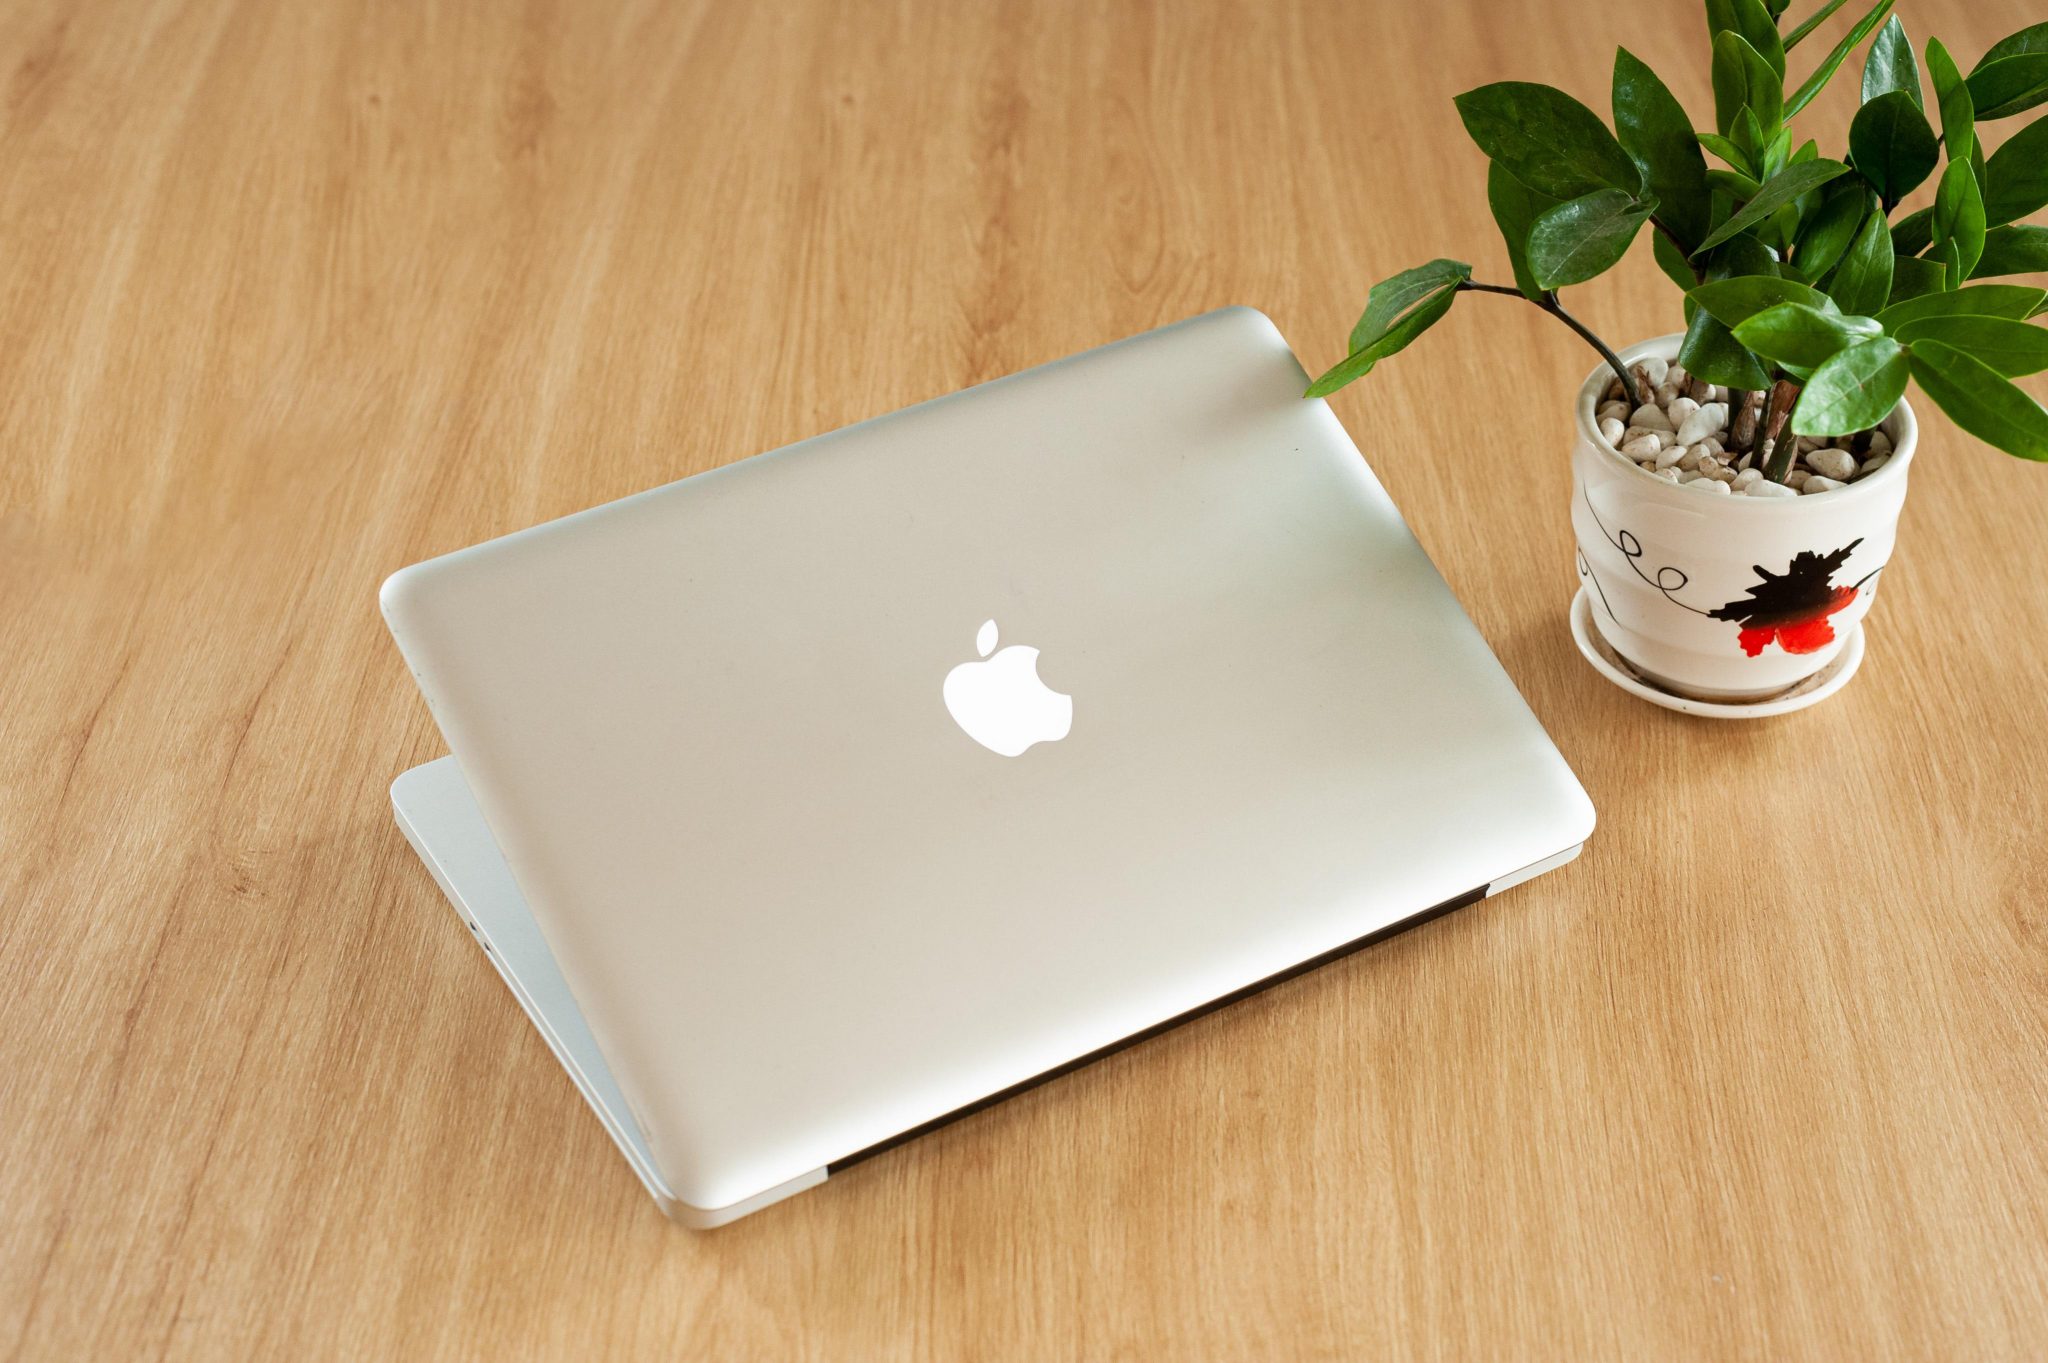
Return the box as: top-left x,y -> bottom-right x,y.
1598,401 -> 1629,424
1650,466 -> 1682,482
1806,447 -> 1858,480
1744,478 -> 1797,498
1786,469 -> 1811,489
1866,429 -> 1893,455
1709,385 -> 1728,403
1675,401 -> 1730,446
1802,475 -> 1847,494
1677,446 -> 1702,471
1599,417 -> 1626,447
1668,363 -> 1689,389
1639,356 -> 1669,386
1631,403 -> 1675,432
1732,468 -> 1762,491
1655,382 -> 1680,407
1688,476 -> 1731,494
1666,396 -> 1700,429
1654,443 -> 1685,469
1704,462 -> 1736,482
1621,434 -> 1664,458
1677,470 -> 1706,483
1858,453 -> 1890,478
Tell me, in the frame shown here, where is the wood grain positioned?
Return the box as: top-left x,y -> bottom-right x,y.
4,0 -> 2047,1357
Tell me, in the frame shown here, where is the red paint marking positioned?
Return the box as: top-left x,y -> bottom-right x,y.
1736,586 -> 1858,657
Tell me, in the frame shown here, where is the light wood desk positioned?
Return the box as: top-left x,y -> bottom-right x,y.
4,0 -> 2045,1357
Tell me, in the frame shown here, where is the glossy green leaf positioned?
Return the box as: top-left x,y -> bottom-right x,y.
1762,0 -> 1791,16
1653,228 -> 1703,292
1787,0 -> 1896,117
1309,283 -> 1459,396
1688,275 -> 1833,328
1861,15 -> 1922,107
1972,225 -> 2048,279
1889,205 -> 1934,255
1708,0 -> 1788,77
1966,55 -> 2048,120
1933,158 -> 1987,283
1969,21 -> 2048,117
1907,338 -> 2048,457
1977,20 -> 2048,66
1528,190 -> 1654,288
1695,160 -> 1852,252
1713,32 -> 1783,137
1679,305 -> 1773,388
1848,90 -> 1938,207
1733,302 -> 1883,371
1983,115 -> 2048,226
1878,282 -> 2048,327
1927,37 -> 1974,163
1895,315 -> 2048,375
1795,181 -> 1871,279
1828,209 -> 1895,316
1486,163 -> 1559,300
1785,0 -> 1851,50
1346,259 -> 1471,353
1887,254 -> 1947,304
1614,49 -> 1713,249
1697,132 -> 1754,176
1790,337 -> 1909,434
1454,84 -> 1643,200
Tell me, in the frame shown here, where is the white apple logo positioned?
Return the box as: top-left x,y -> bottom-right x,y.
942,619 -> 1073,757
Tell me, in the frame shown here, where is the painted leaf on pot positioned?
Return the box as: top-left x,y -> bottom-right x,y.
1709,540 -> 1866,656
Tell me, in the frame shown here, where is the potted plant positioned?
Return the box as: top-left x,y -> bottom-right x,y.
1309,1 -> 2048,707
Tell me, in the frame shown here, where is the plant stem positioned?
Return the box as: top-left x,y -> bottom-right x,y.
1457,281 -> 1640,408
1760,377 -> 1805,482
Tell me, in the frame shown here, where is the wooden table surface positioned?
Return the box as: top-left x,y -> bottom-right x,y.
6,0 -> 2047,1357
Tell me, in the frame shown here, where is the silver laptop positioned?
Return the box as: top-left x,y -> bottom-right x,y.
382,307 -> 1594,1227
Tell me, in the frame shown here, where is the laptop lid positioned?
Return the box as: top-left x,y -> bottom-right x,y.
381,307 -> 1594,1215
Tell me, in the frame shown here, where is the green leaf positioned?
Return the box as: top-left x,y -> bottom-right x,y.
1977,20 -> 2048,67
1679,305 -> 1773,388
1927,37 -> 1974,164
1695,159 -> 1852,252
1907,338 -> 2048,457
1828,208 -> 1895,315
1861,15 -> 1922,107
1653,228 -> 1702,292
1454,84 -> 1643,200
1690,275 -> 1834,328
1713,32 -> 1783,137
1733,301 -> 1883,371
1614,48 -> 1714,249
1795,181 -> 1870,279
1970,21 -> 2048,117
1309,284 -> 1460,397
1972,225 -> 2048,279
1966,55 -> 2048,120
1848,90 -> 1938,207
1697,132 -> 1755,175
1785,0 -> 1851,50
1346,259 -> 1472,352
1984,115 -> 2048,226
1889,205 -> 1934,255
1894,315 -> 2048,375
1933,158 -> 1987,283
1787,0 -> 1896,117
1485,163 -> 1560,300
1887,254 -> 1947,304
1879,283 -> 2048,327
1762,0 -> 1791,17
1528,190 -> 1654,288
1790,337 -> 1909,434
1708,0 -> 1788,78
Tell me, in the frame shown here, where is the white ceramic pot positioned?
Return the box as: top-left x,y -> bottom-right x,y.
1571,334 -> 1917,702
